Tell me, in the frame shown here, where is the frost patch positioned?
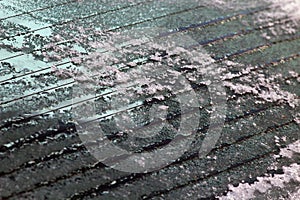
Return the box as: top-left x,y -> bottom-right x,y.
40,25 -> 104,62
254,0 -> 300,39
201,0 -> 265,10
294,114 -> 300,125
219,163 -> 300,200
289,188 -> 300,200
278,140 -> 300,158
223,70 -> 299,107
203,0 -> 300,39
48,26 -> 223,99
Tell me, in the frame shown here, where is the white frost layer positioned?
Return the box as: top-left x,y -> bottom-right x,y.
223,72 -> 299,108
267,0 -> 300,24
289,188 -> 300,200
0,0 -> 53,49
279,140 -> 300,158
219,163 -> 300,200
204,0 -> 300,38
204,0 -> 300,19
0,49 -> 49,73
